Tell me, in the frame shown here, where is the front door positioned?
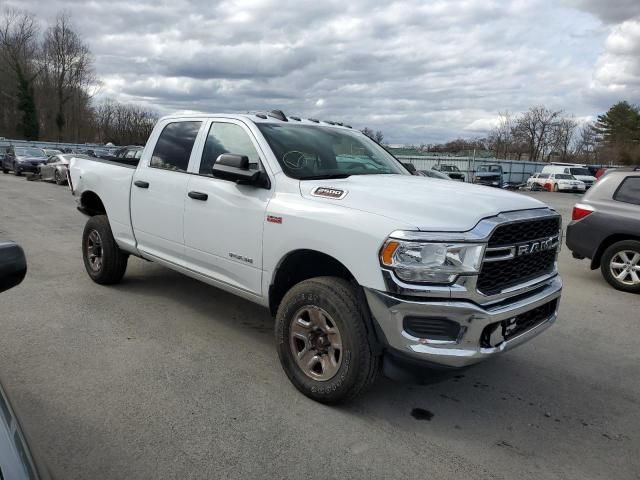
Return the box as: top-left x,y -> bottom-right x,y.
183,120 -> 273,295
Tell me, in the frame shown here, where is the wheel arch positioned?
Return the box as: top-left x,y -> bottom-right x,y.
268,249 -> 356,316
79,191 -> 107,216
591,233 -> 640,269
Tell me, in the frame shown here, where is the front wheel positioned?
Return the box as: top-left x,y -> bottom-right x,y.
553,183 -> 559,192
275,277 -> 379,404
82,215 -> 128,285
601,240 -> 640,293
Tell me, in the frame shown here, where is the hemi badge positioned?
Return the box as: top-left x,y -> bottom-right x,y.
311,187 -> 347,200
267,215 -> 282,224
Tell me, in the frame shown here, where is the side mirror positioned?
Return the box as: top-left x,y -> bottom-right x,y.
212,154 -> 262,186
403,162 -> 417,174
0,242 -> 27,294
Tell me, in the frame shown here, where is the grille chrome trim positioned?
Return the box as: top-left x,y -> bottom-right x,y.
381,208 -> 561,305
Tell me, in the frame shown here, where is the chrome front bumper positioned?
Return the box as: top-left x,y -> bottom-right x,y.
364,275 -> 562,368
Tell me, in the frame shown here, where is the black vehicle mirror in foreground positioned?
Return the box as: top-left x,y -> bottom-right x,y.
0,241 -> 27,294
212,154 -> 263,186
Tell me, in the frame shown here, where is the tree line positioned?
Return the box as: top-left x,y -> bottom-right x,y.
0,8 -> 157,145
407,102 -> 640,166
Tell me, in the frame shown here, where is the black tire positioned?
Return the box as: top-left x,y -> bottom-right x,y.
275,277 -> 380,404
600,240 -> 640,293
82,215 -> 128,285
54,169 -> 65,185
553,183 -> 559,192
14,167 -> 21,176
2,168 -> 8,174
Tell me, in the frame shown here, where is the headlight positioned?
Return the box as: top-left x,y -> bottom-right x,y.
380,240 -> 485,283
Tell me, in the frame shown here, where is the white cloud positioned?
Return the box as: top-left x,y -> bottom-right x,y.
4,0 -> 637,143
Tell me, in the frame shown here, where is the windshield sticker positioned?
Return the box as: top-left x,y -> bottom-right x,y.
311,187 -> 347,200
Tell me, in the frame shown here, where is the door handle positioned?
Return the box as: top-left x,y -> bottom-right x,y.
134,180 -> 149,188
188,191 -> 208,201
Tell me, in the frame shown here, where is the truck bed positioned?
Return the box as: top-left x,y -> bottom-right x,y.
68,155 -> 139,254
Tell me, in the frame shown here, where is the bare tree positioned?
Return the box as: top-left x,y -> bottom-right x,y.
489,111 -> 514,159
0,8 -> 41,139
513,106 -> 563,161
552,117 -> 577,162
43,12 -> 94,140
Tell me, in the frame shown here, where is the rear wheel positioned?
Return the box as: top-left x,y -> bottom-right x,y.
54,169 -> 65,185
275,277 -> 379,404
600,240 -> 640,293
82,215 -> 128,285
14,166 -> 21,176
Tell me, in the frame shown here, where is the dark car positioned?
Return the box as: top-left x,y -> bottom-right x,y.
432,164 -> 465,181
0,242 -> 51,479
566,168 -> 640,293
473,164 -> 503,187
415,169 -> 452,180
2,146 -> 48,176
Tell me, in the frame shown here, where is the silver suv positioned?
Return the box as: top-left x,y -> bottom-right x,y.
566,168 -> 640,293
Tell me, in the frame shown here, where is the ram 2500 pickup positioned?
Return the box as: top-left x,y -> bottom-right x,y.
68,111 -> 563,403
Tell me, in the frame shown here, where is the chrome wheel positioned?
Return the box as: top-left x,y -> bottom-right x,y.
289,306 -> 343,382
86,230 -> 103,272
610,250 -> 640,286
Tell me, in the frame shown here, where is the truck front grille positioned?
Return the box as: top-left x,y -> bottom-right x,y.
480,299 -> 558,348
488,217 -> 560,247
477,217 -> 560,295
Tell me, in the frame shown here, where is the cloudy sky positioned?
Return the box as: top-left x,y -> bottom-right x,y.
4,0 -> 640,144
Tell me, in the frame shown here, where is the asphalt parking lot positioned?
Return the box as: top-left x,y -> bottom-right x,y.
0,174 -> 638,480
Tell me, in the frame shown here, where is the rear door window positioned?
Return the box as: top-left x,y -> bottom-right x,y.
150,121 -> 202,172
613,177 -> 640,205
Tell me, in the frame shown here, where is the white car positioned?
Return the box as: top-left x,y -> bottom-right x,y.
542,173 -> 586,192
542,165 -> 596,188
68,110 -> 563,403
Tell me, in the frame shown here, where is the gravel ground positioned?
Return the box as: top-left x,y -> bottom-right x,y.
0,174 -> 638,480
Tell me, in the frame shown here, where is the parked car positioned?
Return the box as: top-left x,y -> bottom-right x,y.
542,164 -> 596,188
415,169 -> 452,180
542,173 -> 586,192
39,153 -> 91,185
68,111 -> 562,403
432,164 -> 465,181
473,164 -> 503,187
2,146 -> 48,176
566,169 -> 640,293
42,148 -> 63,157
0,241 -> 52,479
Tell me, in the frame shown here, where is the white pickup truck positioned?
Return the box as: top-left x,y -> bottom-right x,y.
68,110 -> 563,403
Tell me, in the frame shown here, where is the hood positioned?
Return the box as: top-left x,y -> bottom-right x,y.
299,174 -> 547,231
475,171 -> 501,178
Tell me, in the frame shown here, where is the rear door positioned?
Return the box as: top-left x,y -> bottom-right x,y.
131,120 -> 204,265
183,119 -> 273,295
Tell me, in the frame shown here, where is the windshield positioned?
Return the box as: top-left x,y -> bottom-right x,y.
439,165 -> 459,172
478,165 -> 501,173
569,167 -> 591,176
15,147 -> 45,157
257,124 -> 407,180
556,174 -> 574,180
